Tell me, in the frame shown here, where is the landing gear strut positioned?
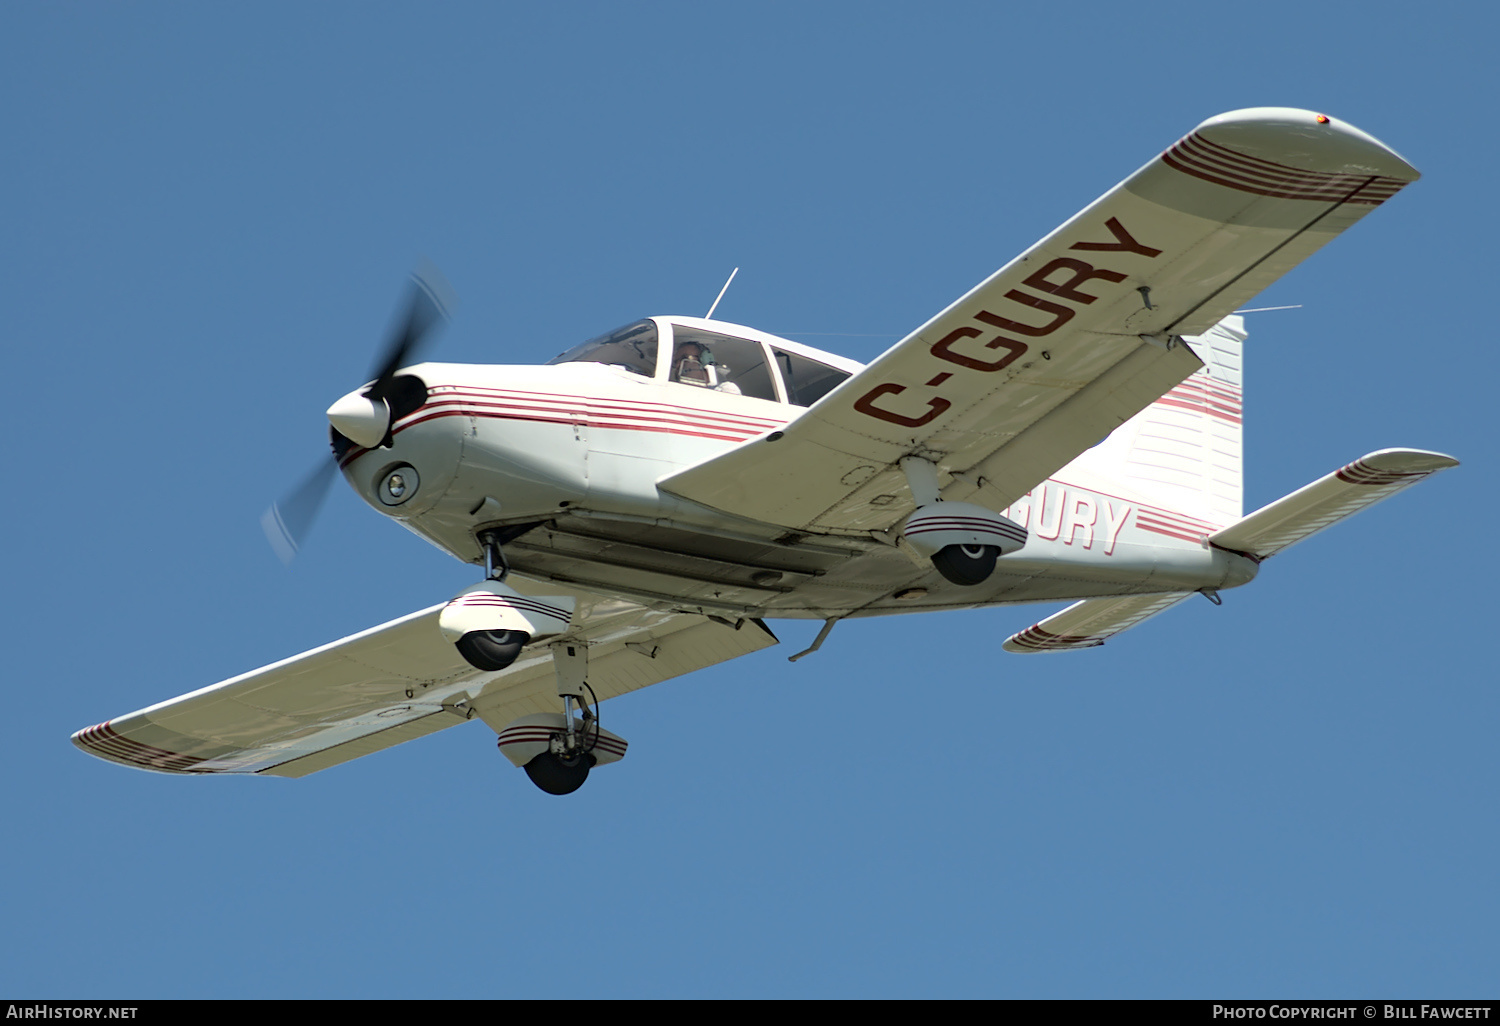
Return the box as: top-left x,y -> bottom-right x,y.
464,532 -> 630,794
494,643 -> 617,796
532,641 -> 601,794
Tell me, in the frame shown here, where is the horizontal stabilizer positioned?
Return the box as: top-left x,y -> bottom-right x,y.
1210,448 -> 1458,560
1003,592 -> 1194,653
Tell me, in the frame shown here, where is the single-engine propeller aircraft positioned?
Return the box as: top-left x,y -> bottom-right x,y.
74,108 -> 1457,795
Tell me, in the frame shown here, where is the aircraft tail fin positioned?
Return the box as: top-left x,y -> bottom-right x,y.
1066,316 -> 1245,527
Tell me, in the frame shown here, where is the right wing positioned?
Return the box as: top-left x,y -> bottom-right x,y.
72,583 -> 778,778
661,108 -> 1418,535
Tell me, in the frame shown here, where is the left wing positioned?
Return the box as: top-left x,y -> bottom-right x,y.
72,584 -> 778,777
661,109 -> 1418,535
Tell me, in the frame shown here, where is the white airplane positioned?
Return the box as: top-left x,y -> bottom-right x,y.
73,108 -> 1456,795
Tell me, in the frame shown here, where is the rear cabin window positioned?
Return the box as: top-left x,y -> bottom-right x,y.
548,320 -> 659,378
773,348 -> 851,407
667,327 -> 778,402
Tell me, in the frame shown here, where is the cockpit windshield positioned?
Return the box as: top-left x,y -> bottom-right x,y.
547,319 -> 659,378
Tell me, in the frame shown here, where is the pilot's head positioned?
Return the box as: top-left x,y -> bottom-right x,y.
673,341 -> 711,384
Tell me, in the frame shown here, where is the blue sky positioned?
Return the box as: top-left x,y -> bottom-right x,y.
3,1 -> 1494,998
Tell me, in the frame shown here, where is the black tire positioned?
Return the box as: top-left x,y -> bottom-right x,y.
523,751 -> 596,795
455,629 -> 531,671
931,544 -> 999,586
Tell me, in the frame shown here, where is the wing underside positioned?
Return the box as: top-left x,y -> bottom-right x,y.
72,583 -> 778,777
661,109 -> 1419,535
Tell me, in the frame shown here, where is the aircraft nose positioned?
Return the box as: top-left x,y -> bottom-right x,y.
327,390 -> 389,449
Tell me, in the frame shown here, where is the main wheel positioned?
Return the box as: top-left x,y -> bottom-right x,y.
931,544 -> 999,586
523,750 -> 596,795
456,629 -> 530,671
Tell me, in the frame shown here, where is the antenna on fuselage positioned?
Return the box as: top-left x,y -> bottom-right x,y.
705,267 -> 739,320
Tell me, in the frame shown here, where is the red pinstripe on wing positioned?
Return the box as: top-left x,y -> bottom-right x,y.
1162,131 -> 1407,205
71,722 -> 207,773
1335,457 -> 1438,487
1006,626 -> 1106,652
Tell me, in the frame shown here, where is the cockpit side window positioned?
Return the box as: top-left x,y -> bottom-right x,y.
773,349 -> 852,407
668,327 -> 778,402
547,320 -> 659,378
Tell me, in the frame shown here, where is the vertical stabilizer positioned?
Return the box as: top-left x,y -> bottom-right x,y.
1066,316 -> 1244,527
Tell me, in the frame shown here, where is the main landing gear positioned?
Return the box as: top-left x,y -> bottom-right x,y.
461,529 -> 629,795
897,456 -> 1027,587
930,543 -> 1000,586
494,643 -> 628,796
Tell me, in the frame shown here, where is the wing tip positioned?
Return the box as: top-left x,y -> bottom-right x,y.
70,719 -> 208,775
1002,626 -> 1106,654
1193,108 -> 1421,182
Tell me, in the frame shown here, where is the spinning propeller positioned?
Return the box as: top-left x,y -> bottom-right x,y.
261,265 -> 455,564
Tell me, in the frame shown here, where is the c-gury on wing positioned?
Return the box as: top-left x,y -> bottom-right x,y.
71,582 -> 777,778
659,108 -> 1419,535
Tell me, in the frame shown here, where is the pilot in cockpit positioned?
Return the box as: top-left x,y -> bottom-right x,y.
671,340 -> 741,393
671,341 -> 712,386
